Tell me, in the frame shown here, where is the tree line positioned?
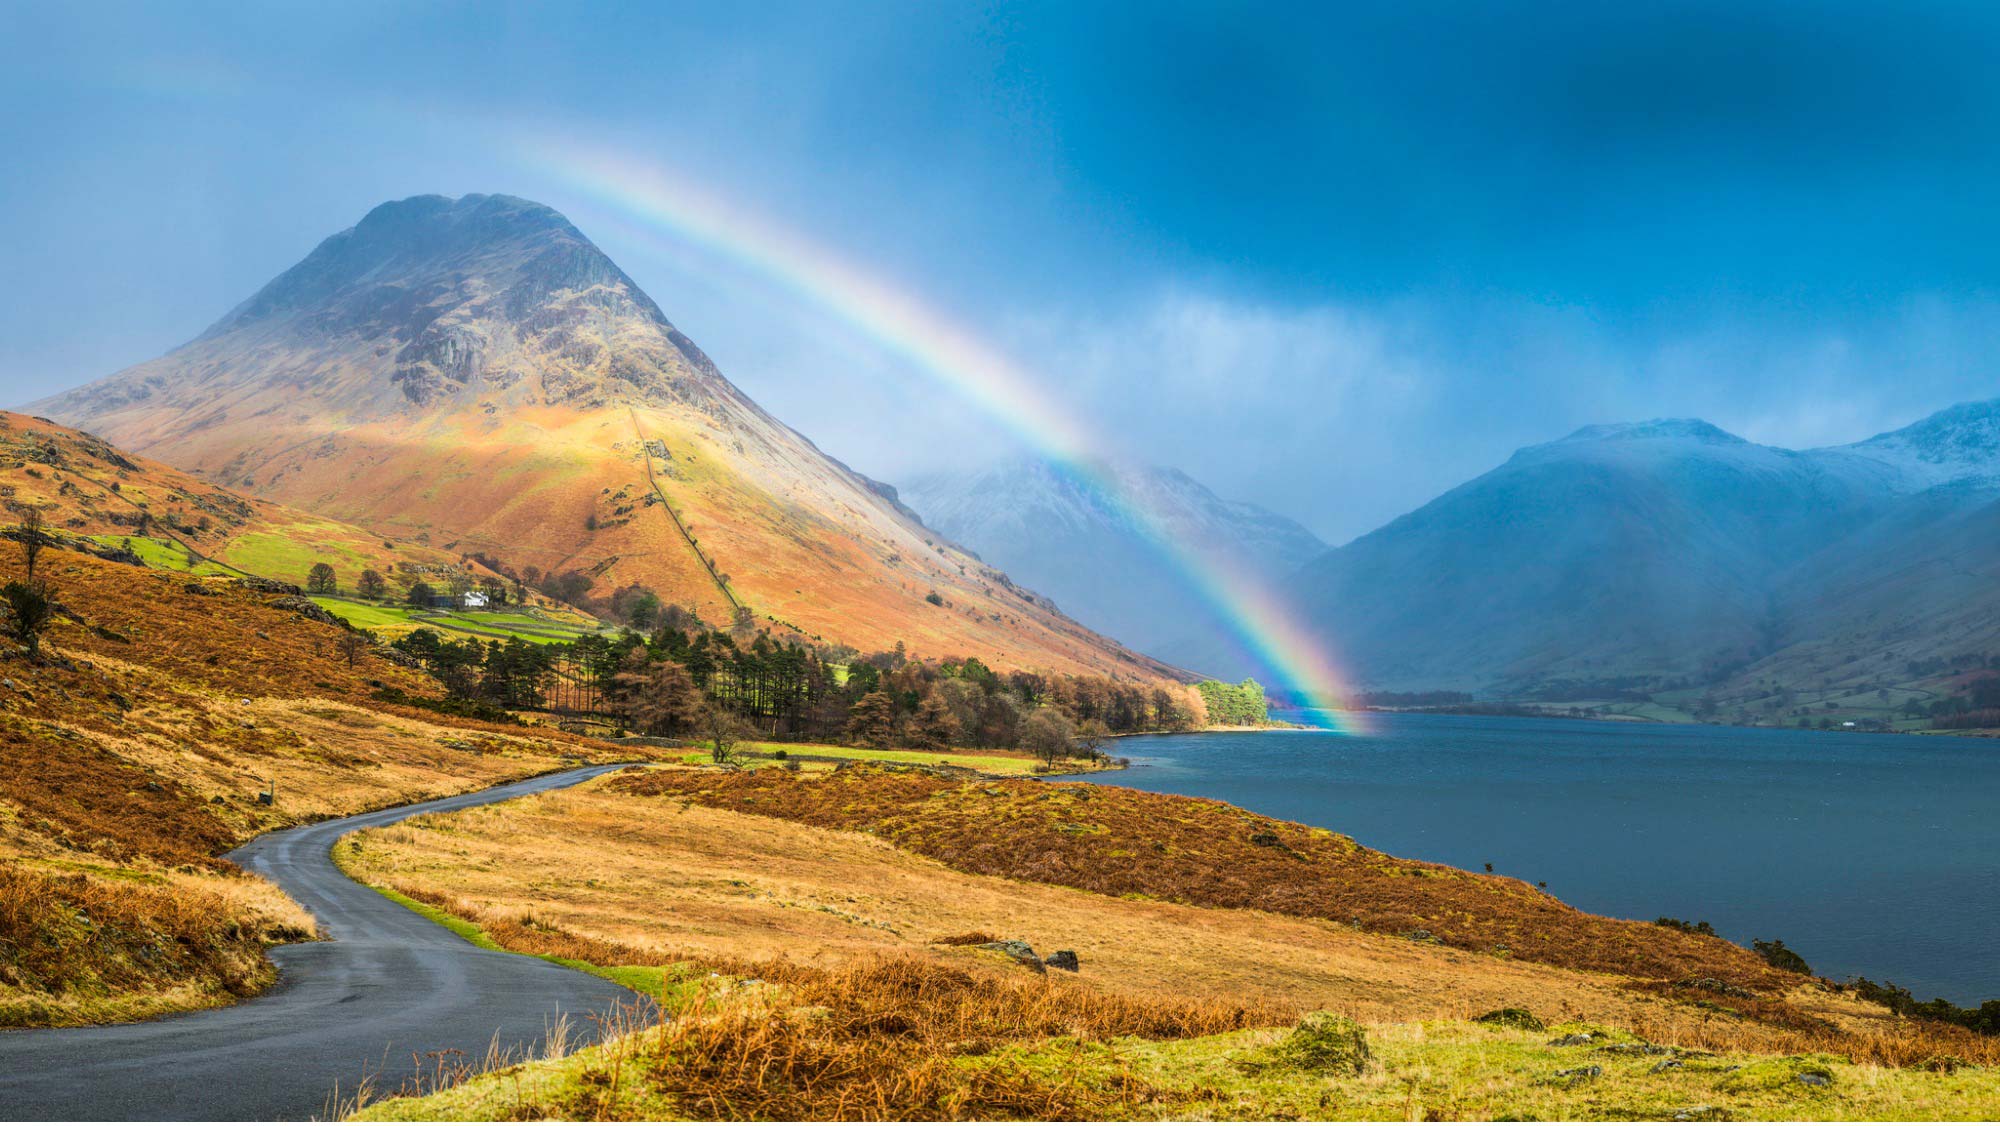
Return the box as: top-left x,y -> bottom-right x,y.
385,610 -> 1209,765
1196,677 -> 1270,725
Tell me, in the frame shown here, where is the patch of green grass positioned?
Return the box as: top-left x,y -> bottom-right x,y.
351,1004 -> 2000,1122
985,1019 -> 2000,1121
86,534 -> 237,575
352,1031 -> 685,1121
737,741 -> 1049,776
430,611 -> 605,642
310,598 -> 607,645
216,530 -> 361,585
312,597 -> 422,631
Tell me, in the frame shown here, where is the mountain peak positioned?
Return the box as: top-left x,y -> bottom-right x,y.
200,192 -> 659,343
1558,418 -> 1746,446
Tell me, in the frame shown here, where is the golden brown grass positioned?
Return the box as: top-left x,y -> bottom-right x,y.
0,863 -> 316,1026
614,764 -> 1793,991
357,954 -> 1272,1121
343,783 -> 1898,1050
345,782 -> 2000,1120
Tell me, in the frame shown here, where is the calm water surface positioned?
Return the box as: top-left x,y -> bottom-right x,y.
1086,712 -> 2000,1003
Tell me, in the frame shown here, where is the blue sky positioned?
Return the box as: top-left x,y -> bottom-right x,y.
5,1 -> 2000,541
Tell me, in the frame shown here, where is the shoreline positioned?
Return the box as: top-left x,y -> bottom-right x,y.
1111,721 -> 1313,739
1363,703 -> 2000,738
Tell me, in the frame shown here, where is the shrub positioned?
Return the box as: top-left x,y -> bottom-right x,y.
1754,938 -> 1813,976
1475,1007 -> 1545,1031
1242,1011 -> 1371,1076
1,579 -> 55,662
1850,977 -> 2000,1036
930,931 -> 1001,947
1658,917 -> 1718,937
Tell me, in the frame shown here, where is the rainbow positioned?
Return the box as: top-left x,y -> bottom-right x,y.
523,141 -> 1368,734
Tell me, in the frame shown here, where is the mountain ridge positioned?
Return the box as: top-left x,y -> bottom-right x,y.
1266,398 -> 2000,712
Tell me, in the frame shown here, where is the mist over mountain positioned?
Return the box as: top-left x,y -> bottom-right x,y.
28,194 -> 1176,681
900,459 -> 1326,667
1270,400 -> 2000,702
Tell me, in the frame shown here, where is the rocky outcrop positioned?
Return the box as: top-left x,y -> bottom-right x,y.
264,595 -> 345,628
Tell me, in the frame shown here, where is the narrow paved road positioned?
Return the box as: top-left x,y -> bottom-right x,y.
0,764 -> 643,1121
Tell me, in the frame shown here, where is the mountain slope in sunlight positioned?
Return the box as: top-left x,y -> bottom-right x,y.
0,409 -> 481,589
28,194 -> 1176,680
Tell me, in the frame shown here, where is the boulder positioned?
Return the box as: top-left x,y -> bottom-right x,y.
1679,976 -> 1754,998
236,576 -> 304,596
976,940 -> 1045,974
1549,1032 -> 1601,1047
1044,949 -> 1080,973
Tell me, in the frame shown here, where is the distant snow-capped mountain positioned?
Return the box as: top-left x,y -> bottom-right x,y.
1835,397 -> 2000,490
1254,399 -> 2000,697
901,460 -> 1327,668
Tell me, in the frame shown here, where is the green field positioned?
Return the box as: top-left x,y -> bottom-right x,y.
86,535 -> 240,576
310,597 -> 610,645
213,527 -> 388,587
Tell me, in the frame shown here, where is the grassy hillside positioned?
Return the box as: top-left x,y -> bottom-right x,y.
336,765 -> 2000,1120
0,410 -> 611,645
1,411 -> 465,588
613,765 -> 1790,988
0,544 -> 636,1026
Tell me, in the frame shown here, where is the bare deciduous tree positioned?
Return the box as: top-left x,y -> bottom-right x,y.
18,507 -> 45,580
702,703 -> 749,765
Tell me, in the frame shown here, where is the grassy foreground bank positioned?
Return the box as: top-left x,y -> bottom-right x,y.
357,997 -> 2000,1122
335,764 -> 2000,1119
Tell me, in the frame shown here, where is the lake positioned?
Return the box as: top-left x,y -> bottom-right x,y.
1086,712 -> 2000,1003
